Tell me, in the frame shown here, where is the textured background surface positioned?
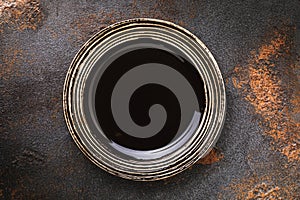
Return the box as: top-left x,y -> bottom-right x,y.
1,0 -> 299,199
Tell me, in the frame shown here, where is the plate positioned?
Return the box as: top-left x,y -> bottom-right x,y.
63,18 -> 226,181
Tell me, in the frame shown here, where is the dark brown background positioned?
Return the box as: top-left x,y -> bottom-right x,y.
1,0 -> 299,199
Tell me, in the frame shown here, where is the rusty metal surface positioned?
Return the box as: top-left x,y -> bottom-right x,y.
0,0 -> 299,199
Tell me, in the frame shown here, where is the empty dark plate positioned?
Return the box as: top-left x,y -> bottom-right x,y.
63,18 -> 226,181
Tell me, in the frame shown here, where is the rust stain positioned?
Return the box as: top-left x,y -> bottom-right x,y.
223,25 -> 300,199
232,26 -> 300,162
290,89 -> 300,121
0,0 -> 43,32
246,183 -> 280,200
197,148 -> 224,165
220,174 -> 297,200
11,188 -> 18,199
0,48 -> 23,80
231,76 -> 240,89
0,45 -> 39,81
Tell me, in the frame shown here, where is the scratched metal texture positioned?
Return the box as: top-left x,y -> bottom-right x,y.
0,0 -> 299,199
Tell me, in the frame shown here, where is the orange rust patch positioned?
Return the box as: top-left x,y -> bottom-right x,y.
220,174 -> 296,200
232,27 -> 300,162
197,148 -> 224,165
290,88 -> 300,121
219,149 -> 299,199
246,183 -> 280,200
0,0 -> 43,32
231,76 -> 240,89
